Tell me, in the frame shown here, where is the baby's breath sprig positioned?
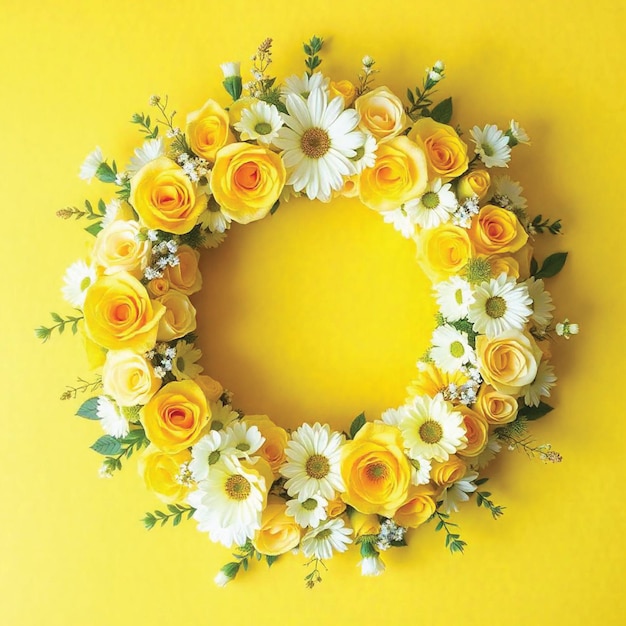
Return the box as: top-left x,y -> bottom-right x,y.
495,421 -> 562,463
35,311 -> 84,342
430,510 -> 466,554
248,37 -> 278,101
142,504 -> 196,530
303,35 -> 323,77
406,60 -> 446,121
60,376 -> 103,401
473,478 -> 506,519
304,556 -> 327,588
356,55 -> 378,96
149,95 -> 191,157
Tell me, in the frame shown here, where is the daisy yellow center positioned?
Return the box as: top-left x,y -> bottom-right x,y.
316,528 -> 332,540
302,498 -> 318,511
176,356 -> 185,371
254,122 -> 272,135
450,341 -> 465,358
422,191 -> 440,209
485,295 -> 507,318
301,127 -> 331,159
366,462 -> 389,481
236,442 -> 250,452
225,474 -> 251,501
80,276 -> 92,291
419,419 -> 443,444
454,288 -> 464,305
306,454 -> 330,479
481,142 -> 494,157
208,450 -> 221,465
410,458 -> 422,470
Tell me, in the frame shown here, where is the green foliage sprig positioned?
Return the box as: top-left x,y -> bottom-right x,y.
529,214 -> 563,235
406,65 -> 448,122
35,311 -> 84,342
303,35 -> 323,76
495,419 -> 562,463
431,510 -> 466,554
473,478 -> 505,519
216,540 -> 278,586
130,111 -> 159,139
60,376 -> 102,401
142,504 -> 196,530
94,427 -> 150,474
304,556 -> 327,588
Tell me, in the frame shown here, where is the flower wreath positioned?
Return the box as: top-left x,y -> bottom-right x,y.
38,36 -> 578,587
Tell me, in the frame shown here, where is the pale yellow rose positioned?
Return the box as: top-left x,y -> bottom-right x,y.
340,422 -> 411,517
456,407 -> 489,458
329,79 -> 357,106
252,497 -> 302,556
138,445 -> 191,503
430,456 -> 467,486
349,511 -> 381,538
476,330 -> 542,396
186,98 -> 234,162
211,142 -> 285,224
162,245 -> 202,296
469,204 -> 528,255
92,220 -> 150,278
474,385 -> 519,425
355,86 -> 407,141
487,254 -> 520,279
243,415 -> 288,478
457,169 -> 491,201
408,117 -> 469,181
393,484 -> 437,529
141,380 -> 210,453
227,96 -> 259,126
359,136 -> 428,212
129,156 -> 206,235
83,272 -> 165,353
102,349 -> 161,407
147,277 -> 170,298
415,224 -> 474,282
193,375 -> 224,404
156,290 -> 197,342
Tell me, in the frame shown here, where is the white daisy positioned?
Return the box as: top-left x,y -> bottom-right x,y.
222,422 -> 264,459
382,205 -> 419,238
281,422 -> 345,499
507,120 -> 531,146
470,434 -> 502,470
96,396 -> 129,438
209,401 -> 239,431
350,132 -> 377,173
434,276 -> 475,322
380,407 -> 405,427
188,455 -> 267,548
189,431 -> 232,482
126,137 -> 165,176
406,179 -> 458,229
234,100 -> 284,145
100,198 -> 122,228
79,146 -> 104,182
468,274 -> 532,337
525,277 -> 555,329
274,88 -> 365,202
439,470 -> 478,514
171,341 -> 203,380
285,493 -> 328,528
398,394 -> 466,462
430,325 -> 474,373
408,454 -> 432,486
522,360 -> 557,407
282,72 -> 330,98
61,259 -> 97,307
492,175 -> 527,210
469,124 -> 511,168
203,230 -> 228,248
300,518 -> 352,559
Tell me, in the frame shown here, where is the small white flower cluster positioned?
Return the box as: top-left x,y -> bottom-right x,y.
175,461 -> 194,486
146,344 -> 177,379
143,233 -> 179,281
555,318 -> 579,339
376,519 -> 407,551
445,365 -> 482,406
177,152 -> 209,183
426,59 -> 445,84
452,195 -> 480,228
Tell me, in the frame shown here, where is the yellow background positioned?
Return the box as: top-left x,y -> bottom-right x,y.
2,0 -> 625,624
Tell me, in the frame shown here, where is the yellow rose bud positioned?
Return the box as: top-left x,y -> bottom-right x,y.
408,117 -> 469,181
147,277 -> 170,298
129,156 -> 206,235
92,220 -> 150,278
243,415 -> 288,478
193,375 -> 224,404
252,497 -> 302,556
330,79 -> 357,107
469,204 -> 529,255
476,330 -> 542,396
415,224 -> 474,283
457,169 -> 491,201
340,422 -> 412,517
83,272 -> 165,353
335,174 -> 359,198
141,380 -> 210,453
359,136 -> 428,212
211,142 -> 285,224
138,445 -> 191,504
431,456 -> 467,486
162,245 -> 202,295
355,86 -> 407,141
102,349 -> 161,407
349,511 -> 381,538
474,385 -> 518,425
186,98 -> 234,162
326,496 -> 347,518
393,484 -> 437,528
456,407 -> 489,458
156,290 -> 197,342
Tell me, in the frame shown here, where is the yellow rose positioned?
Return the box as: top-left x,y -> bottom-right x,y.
349,511 -> 381,538
393,484 -> 437,528
186,98 -> 234,162
193,375 -> 224,404
415,224 -> 474,282
469,204 -> 529,255
359,136 -> 428,212
82,332 -> 107,369
83,272 -> 165,353
476,330 -> 542,396
243,415 -> 288,478
156,290 -> 197,342
430,456 -> 467,486
227,96 -> 259,126
211,142 -> 285,224
138,445 -> 191,504
474,385 -> 518,425
141,380 -> 210,453
162,245 -> 201,295
330,79 -> 356,107
408,117 -> 469,181
129,156 -> 206,235
326,496 -> 347,518
457,169 -> 491,201
487,254 -> 520,279
252,497 -> 302,556
102,349 -> 161,407
456,407 -> 489,457
147,277 -> 170,298
355,86 -> 407,141
340,422 -> 411,517
92,219 -> 150,278
335,174 -> 359,198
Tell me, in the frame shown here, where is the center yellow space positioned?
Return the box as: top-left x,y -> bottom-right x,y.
196,195 -> 436,431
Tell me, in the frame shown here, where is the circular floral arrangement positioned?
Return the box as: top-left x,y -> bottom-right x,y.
38,36 -> 578,587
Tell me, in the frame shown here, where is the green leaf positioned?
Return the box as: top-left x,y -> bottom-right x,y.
85,222 -> 103,237
266,555 -> 278,567
349,412 -> 366,439
270,199 -> 280,215
534,252 -> 568,279
406,88 -> 415,105
76,397 -> 101,420
518,401 -> 553,421
530,257 -> 539,276
431,97 -> 453,124
474,477 -> 489,487
95,162 -> 117,183
90,435 -> 122,456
